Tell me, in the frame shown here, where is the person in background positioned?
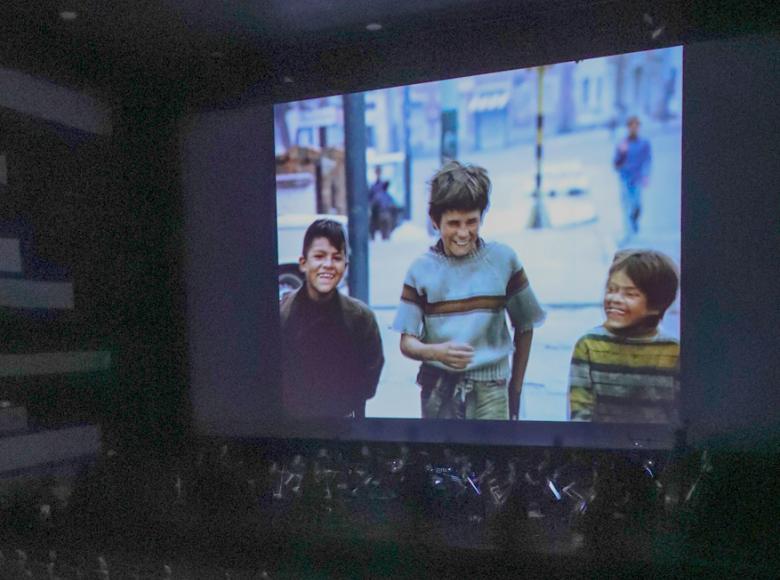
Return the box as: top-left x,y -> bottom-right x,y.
392,161 -> 545,420
280,219 -> 384,418
614,116 -> 652,240
369,165 -> 397,241
568,249 -> 679,423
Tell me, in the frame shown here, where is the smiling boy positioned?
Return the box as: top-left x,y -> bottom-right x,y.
280,219 -> 384,418
392,161 -> 545,420
568,249 -> 680,423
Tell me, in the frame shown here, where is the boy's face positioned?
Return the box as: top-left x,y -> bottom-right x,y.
436,208 -> 482,257
603,269 -> 658,331
299,237 -> 346,301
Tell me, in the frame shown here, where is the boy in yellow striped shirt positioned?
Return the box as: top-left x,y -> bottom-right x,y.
568,250 -> 679,423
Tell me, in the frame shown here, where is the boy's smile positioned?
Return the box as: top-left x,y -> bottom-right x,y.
603,269 -> 658,333
299,237 -> 346,301
437,208 -> 482,257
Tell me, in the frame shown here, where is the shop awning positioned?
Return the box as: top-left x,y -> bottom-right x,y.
467,91 -> 510,113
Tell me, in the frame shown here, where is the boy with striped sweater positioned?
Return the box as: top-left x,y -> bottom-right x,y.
392,161 -> 545,420
568,250 -> 680,423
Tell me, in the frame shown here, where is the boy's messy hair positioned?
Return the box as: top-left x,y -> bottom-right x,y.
428,161 -> 491,226
302,219 -> 347,258
609,249 -> 679,320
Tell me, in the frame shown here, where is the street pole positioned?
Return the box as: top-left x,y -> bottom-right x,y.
440,79 -> 459,165
528,66 -> 550,229
315,125 -> 327,214
343,93 -> 370,303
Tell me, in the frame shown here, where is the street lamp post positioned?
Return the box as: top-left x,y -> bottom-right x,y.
440,79 -> 459,165
343,93 -> 370,303
528,66 -> 550,229
402,85 -> 412,221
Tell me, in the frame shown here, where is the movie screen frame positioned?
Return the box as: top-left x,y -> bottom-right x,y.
272,46 -> 682,444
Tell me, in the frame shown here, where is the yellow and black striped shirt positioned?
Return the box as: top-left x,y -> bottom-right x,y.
568,325 -> 679,423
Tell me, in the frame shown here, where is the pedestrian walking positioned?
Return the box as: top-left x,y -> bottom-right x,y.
614,116 -> 652,240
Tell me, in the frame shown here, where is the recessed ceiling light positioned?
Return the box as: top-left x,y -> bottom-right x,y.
59,10 -> 78,22
366,23 -> 382,32
283,76 -> 295,84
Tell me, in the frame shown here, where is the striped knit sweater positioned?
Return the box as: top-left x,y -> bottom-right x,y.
392,239 -> 545,380
568,325 -> 680,423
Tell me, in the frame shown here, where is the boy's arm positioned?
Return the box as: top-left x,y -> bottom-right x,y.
361,311 -> 385,401
508,329 -> 533,420
399,334 -> 474,370
614,140 -> 628,168
503,257 -> 545,420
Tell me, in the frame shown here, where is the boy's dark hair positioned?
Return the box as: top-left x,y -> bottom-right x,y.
609,249 -> 679,320
428,161 -> 491,226
302,219 -> 347,257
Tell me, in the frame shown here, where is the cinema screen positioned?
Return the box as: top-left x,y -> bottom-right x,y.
273,46 -> 682,437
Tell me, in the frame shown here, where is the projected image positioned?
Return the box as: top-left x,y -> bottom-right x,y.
274,47 -> 682,423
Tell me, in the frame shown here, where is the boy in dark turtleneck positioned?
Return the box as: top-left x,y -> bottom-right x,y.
568,250 -> 679,423
280,219 -> 384,418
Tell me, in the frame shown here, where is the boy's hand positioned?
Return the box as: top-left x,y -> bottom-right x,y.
434,341 -> 474,369
398,334 -> 473,369
508,388 -> 520,420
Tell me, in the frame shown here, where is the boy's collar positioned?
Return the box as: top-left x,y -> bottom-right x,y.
296,284 -> 341,309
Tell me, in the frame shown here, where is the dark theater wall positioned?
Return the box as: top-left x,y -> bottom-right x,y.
106,93 -> 190,450
0,74 -> 189,450
180,103 -> 280,436
681,34 -> 780,443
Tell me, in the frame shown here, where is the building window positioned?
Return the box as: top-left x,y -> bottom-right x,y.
596,77 -> 603,110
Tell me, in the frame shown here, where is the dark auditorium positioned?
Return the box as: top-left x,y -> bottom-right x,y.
1,1 -> 778,578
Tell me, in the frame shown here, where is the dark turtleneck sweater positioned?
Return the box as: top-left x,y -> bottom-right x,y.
280,286 -> 384,418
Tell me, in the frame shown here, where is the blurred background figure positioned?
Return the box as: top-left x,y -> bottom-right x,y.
613,116 -> 652,241
320,146 -> 347,215
369,166 -> 398,240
